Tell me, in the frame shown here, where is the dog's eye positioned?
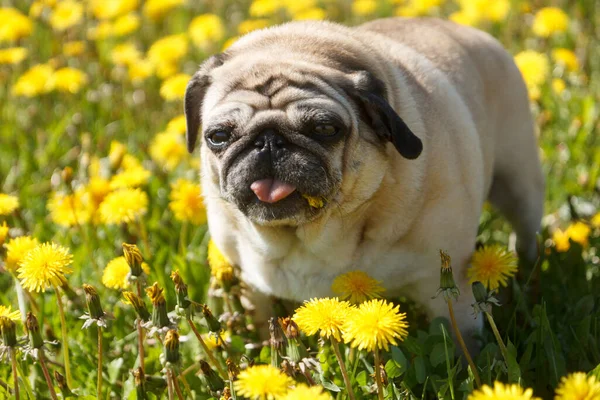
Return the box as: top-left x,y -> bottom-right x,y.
207,131 -> 230,146
314,124 -> 338,137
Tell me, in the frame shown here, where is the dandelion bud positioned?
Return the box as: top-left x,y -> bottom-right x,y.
199,360 -> 225,392
207,240 -> 234,285
170,270 -> 191,309
163,329 -> 180,364
55,371 -> 74,397
220,387 -> 232,400
61,166 -> 73,186
278,317 -> 299,340
133,367 -> 147,400
146,283 -> 170,328
109,141 -> 126,170
472,282 -> 488,304
83,284 -> 105,320
226,358 -> 240,381
201,304 -> 222,333
123,243 -> 144,277
435,250 -> 460,302
269,317 -> 285,351
25,312 -> 43,349
0,317 -> 17,347
144,375 -> 167,395
123,291 -> 150,322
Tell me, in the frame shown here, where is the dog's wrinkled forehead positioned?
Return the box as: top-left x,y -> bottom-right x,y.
203,66 -> 354,130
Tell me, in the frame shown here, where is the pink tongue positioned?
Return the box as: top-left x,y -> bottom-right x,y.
250,179 -> 297,203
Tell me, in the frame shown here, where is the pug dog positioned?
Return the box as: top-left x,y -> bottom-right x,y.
184,17 -> 544,340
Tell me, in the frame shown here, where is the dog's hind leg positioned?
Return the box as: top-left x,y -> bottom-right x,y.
487,144 -> 545,262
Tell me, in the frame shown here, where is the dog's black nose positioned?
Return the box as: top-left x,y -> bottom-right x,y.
254,129 -> 286,150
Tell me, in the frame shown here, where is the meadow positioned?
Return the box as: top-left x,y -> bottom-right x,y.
1,0 -> 600,399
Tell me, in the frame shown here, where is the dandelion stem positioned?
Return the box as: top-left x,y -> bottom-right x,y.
171,368 -> 185,400
10,348 -> 20,400
137,219 -> 151,256
447,300 -> 481,387
55,287 -> 73,388
166,369 -> 174,400
187,318 -> 228,380
373,349 -> 384,400
136,282 -> 146,375
484,311 -> 509,366
39,349 -> 59,400
97,327 -> 103,400
330,338 -> 356,400
178,222 -> 188,257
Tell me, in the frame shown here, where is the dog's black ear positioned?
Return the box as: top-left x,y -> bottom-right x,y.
349,71 -> 422,159
184,54 -> 226,153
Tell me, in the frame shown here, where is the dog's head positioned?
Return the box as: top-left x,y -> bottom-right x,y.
184,30 -> 422,226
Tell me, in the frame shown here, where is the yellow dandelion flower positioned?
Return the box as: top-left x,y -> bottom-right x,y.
449,9 -> 479,26
109,165 -> 151,189
0,305 -> 21,322
202,330 -> 230,350
113,13 -> 140,36
49,0 -> 83,31
592,213 -> 600,228
143,0 -> 184,20
98,188 -> 148,225
552,48 -> 579,72
343,299 -> 409,352
4,236 -> 39,273
566,222 -> 591,248
352,0 -> 377,16
88,20 -> 114,40
293,298 -> 353,341
128,58 -> 154,83
0,222 -> 8,246
169,179 -> 206,225
249,0 -> 282,17
48,189 -> 92,227
0,8 -> 33,42
111,42 -> 142,66
468,382 -> 539,400
63,41 -> 85,56
149,131 -> 187,171
281,384 -> 332,400
102,256 -> 130,290
514,50 -> 550,101
166,114 -> 186,135
331,270 -> 385,304
12,63 -> 55,97
283,0 -> 316,15
237,19 -> 270,35
234,364 -> 292,399
90,0 -> 139,20
188,14 -> 225,49
553,228 -> 570,252
467,245 -> 518,290
109,141 -> 127,169
17,242 -> 73,293
0,193 -> 19,215
85,177 -> 112,211
148,33 -> 188,65
160,73 -> 190,101
555,372 -> 600,400
207,240 -> 234,281
532,7 -> 569,38
0,47 -> 28,65
292,7 -> 326,20
552,78 -> 566,94
51,67 -> 88,94
485,0 -> 510,22
395,0 -> 443,17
